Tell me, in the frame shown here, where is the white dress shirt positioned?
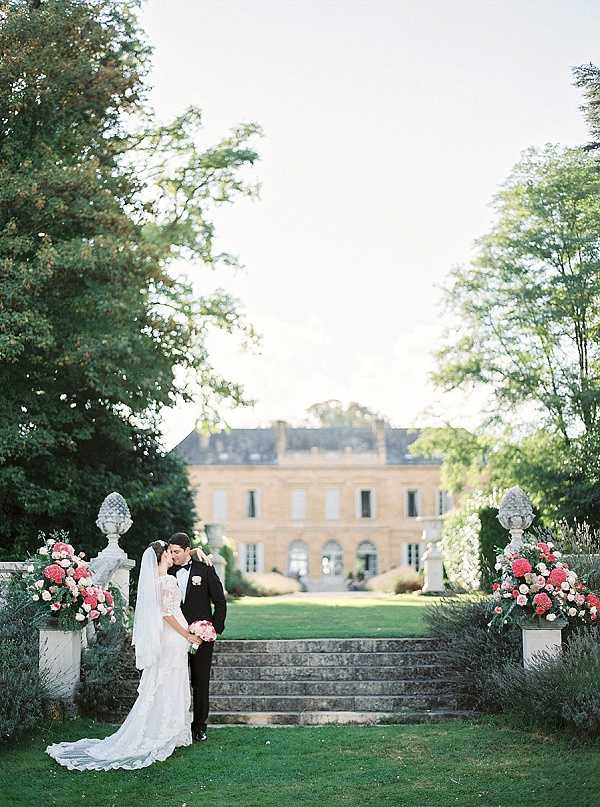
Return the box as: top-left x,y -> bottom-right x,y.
175,564 -> 191,600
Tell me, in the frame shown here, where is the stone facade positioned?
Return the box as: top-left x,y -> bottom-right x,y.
174,421 -> 449,589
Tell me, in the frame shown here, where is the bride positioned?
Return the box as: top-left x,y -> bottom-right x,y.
46,540 -> 206,771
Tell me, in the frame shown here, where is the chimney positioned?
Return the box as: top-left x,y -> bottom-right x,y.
374,419 -> 386,462
273,420 -> 287,462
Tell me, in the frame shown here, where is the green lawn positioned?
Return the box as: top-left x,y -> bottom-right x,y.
222,593 -> 439,639
2,717 -> 599,807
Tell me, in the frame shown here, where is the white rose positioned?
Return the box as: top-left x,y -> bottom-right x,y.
26,564 -> 34,573
59,559 -> 70,568
32,595 -> 39,601
568,608 -> 577,616
547,542 -> 554,548
83,603 -> 91,612
554,551 -> 561,558
567,594 -> 575,601
110,616 -> 116,623
502,592 -> 512,599
34,579 -> 44,589
494,563 -> 502,571
561,582 -> 570,591
75,613 -> 85,622
546,613 -> 557,622
191,575 -> 202,586
519,584 -> 529,594
579,610 -> 586,617
41,590 -> 52,601
591,606 -> 598,615
38,547 -> 49,556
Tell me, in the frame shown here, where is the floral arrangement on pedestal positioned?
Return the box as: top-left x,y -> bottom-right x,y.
489,537 -> 600,629
21,531 -> 117,631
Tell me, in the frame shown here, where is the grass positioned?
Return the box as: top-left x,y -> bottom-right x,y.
222,593 -> 439,639
2,717 -> 599,806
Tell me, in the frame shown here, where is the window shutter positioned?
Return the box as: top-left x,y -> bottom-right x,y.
238,542 -> 246,573
255,489 -> 261,519
371,490 -> 377,519
257,543 -> 265,573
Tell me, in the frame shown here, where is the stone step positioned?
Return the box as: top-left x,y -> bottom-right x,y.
210,694 -> 457,713
210,664 -> 444,681
212,651 -> 442,667
214,638 -> 441,653
210,679 -> 450,696
208,709 -> 474,726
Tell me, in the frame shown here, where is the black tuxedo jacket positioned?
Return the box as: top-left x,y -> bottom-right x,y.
168,559 -> 227,634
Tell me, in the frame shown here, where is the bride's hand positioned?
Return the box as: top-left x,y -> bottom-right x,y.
190,547 -> 214,566
187,632 -> 202,645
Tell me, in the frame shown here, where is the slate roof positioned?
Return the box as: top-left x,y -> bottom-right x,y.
173,427 -> 440,466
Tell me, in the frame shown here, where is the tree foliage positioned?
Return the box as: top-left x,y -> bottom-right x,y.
0,0 -> 261,558
435,145 -> 600,443
305,400 -> 387,428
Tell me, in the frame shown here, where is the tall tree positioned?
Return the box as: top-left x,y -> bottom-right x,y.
305,400 -> 388,428
435,145 -> 600,444
0,0 -> 261,559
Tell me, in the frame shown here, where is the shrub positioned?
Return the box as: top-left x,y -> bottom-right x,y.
245,572 -> 302,596
492,629 -> 600,741
425,595 -> 521,712
366,567 -> 422,594
76,587 -> 131,719
478,506 -> 509,590
219,543 -> 258,598
0,582 -> 52,743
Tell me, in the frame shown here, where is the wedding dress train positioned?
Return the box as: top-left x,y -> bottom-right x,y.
46,572 -> 192,771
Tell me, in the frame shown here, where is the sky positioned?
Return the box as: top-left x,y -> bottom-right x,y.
138,0 -> 600,449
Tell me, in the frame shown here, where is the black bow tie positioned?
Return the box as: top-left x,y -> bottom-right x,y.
180,562 -> 192,571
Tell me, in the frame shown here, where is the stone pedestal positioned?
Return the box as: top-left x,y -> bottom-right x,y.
205,523 -> 228,595
416,516 -> 445,594
522,624 -> 564,669
39,625 -> 83,704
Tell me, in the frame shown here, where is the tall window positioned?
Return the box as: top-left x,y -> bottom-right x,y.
291,489 -> 306,521
407,543 -> 421,571
325,488 -> 340,520
321,540 -> 343,576
245,543 -> 258,573
360,490 -> 372,518
407,490 -> 419,518
212,490 -> 227,521
438,490 -> 451,515
357,540 -> 378,577
246,489 -> 258,518
288,540 -> 309,576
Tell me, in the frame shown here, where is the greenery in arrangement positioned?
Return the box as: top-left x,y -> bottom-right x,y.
4,718 -> 600,806
0,0 -> 262,562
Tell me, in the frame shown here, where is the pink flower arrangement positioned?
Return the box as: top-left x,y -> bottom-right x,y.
23,531 -> 118,631
490,535 -> 600,629
188,619 -> 217,654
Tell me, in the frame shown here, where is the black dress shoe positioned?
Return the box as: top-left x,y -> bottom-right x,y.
192,730 -> 207,742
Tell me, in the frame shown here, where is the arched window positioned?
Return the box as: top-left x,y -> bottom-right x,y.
356,540 -> 378,577
321,540 -> 343,576
288,540 -> 309,577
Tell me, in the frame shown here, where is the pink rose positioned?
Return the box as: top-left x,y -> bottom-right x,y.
89,609 -> 100,620
512,558 -> 532,577
516,594 -> 528,606
548,568 -> 568,587
533,592 -> 552,613
43,564 -> 66,584
494,606 -> 503,614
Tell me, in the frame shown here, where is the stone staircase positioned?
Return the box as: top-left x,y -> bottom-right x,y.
109,637 -> 468,726
209,638 -> 468,725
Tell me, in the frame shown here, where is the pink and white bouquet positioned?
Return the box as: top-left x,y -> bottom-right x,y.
188,619 -> 217,654
21,531 -> 117,631
489,537 -> 600,629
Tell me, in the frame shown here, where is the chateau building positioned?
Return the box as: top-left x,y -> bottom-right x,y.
174,421 -> 450,589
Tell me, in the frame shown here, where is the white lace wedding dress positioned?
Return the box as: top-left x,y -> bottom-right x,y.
46,574 -> 192,771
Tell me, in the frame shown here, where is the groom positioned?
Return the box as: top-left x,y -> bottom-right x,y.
168,532 -> 227,742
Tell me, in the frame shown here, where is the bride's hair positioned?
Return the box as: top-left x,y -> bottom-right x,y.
150,540 -> 168,562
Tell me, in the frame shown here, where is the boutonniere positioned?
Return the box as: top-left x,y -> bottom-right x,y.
191,575 -> 202,586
